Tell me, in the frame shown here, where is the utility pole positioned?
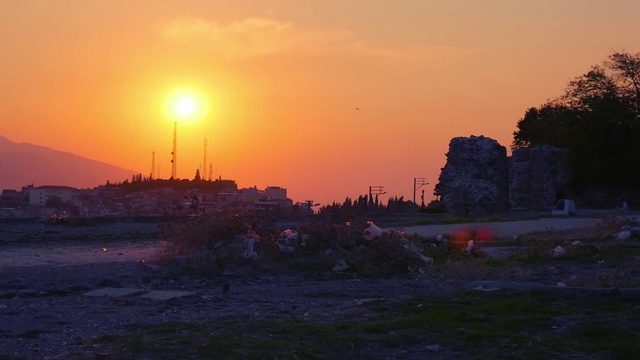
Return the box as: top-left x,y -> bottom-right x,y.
304,200 -> 319,215
413,177 -> 429,204
368,185 -> 387,209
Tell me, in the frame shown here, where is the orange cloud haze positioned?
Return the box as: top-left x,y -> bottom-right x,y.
2,0 -> 640,204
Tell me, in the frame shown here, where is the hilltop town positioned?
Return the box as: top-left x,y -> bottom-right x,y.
0,178 -> 305,220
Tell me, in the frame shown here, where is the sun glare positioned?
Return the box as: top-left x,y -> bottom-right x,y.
176,97 -> 195,117
164,87 -> 209,124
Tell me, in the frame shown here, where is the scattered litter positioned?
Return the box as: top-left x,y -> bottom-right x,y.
277,243 -> 295,254
472,286 -> 498,292
363,221 -> 383,241
616,230 -> 632,241
552,246 -> 566,258
332,259 -> 348,272
419,255 -> 434,266
242,236 -> 260,259
242,250 -> 259,260
354,298 -> 377,305
465,240 -> 474,253
424,345 -> 441,353
280,229 -> 299,244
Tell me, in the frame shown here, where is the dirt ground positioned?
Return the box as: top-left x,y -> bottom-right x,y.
1,215 -> 639,359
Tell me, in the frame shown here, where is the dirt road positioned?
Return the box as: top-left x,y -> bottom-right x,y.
400,217 -> 604,238
0,239 -> 166,268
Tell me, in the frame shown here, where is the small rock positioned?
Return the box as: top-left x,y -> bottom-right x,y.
98,279 -> 122,288
425,344 -> 441,352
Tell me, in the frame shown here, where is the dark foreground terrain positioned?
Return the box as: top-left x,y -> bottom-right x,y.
2,216 -> 640,359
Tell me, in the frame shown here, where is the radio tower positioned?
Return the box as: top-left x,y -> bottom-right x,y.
202,138 -> 207,178
150,151 -> 156,179
170,121 -> 177,179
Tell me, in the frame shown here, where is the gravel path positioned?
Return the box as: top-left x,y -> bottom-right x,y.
400,217 -> 603,238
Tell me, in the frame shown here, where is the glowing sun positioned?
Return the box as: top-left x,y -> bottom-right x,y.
175,97 -> 196,117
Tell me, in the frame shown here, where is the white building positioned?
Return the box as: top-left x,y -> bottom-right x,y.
29,186 -> 79,206
264,186 -> 287,200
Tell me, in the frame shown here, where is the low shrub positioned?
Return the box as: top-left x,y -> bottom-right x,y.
161,213 -> 435,276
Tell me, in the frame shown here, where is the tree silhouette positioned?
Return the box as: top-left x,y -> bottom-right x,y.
513,50 -> 640,191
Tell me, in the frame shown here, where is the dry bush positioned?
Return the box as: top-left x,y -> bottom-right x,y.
160,214 -> 438,276
341,230 -> 430,276
160,209 -> 278,256
595,213 -> 640,237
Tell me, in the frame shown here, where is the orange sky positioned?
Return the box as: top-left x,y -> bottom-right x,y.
2,0 -> 640,205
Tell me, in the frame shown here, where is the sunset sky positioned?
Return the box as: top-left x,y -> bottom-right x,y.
3,0 -> 640,205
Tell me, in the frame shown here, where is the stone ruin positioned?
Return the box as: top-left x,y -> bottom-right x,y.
437,136 -> 509,216
509,145 -> 570,210
437,136 -> 570,214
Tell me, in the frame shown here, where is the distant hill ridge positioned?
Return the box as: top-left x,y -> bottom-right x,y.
0,135 -> 137,191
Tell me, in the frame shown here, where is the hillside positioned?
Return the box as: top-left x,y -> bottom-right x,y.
0,135 -> 137,190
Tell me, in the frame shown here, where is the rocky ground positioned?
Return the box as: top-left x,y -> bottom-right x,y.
1,214 -> 639,359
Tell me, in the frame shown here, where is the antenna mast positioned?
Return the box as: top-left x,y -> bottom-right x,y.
150,151 -> 156,179
202,138 -> 207,177
170,121 -> 177,179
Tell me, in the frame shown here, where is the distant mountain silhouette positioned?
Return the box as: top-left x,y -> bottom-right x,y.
0,135 -> 138,191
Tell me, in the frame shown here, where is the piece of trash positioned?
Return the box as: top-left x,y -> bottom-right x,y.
277,243 -> 295,254
465,240 -> 474,253
242,250 -> 259,260
616,230 -> 632,241
242,236 -> 260,259
552,246 -> 566,257
102,247 -> 108,252
332,259 -> 348,272
472,286 -> 498,292
419,255 -> 434,266
363,221 -> 383,241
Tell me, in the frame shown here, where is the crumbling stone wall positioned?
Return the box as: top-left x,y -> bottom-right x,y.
508,145 -> 570,210
437,136 -> 509,216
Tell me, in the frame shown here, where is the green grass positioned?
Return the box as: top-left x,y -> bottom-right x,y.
80,290 -> 640,360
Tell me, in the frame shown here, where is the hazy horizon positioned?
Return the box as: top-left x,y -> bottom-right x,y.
3,1 -> 640,204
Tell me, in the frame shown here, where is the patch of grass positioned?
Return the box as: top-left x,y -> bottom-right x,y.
0,356 -> 31,360
16,329 -> 47,339
85,290 -> 640,359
